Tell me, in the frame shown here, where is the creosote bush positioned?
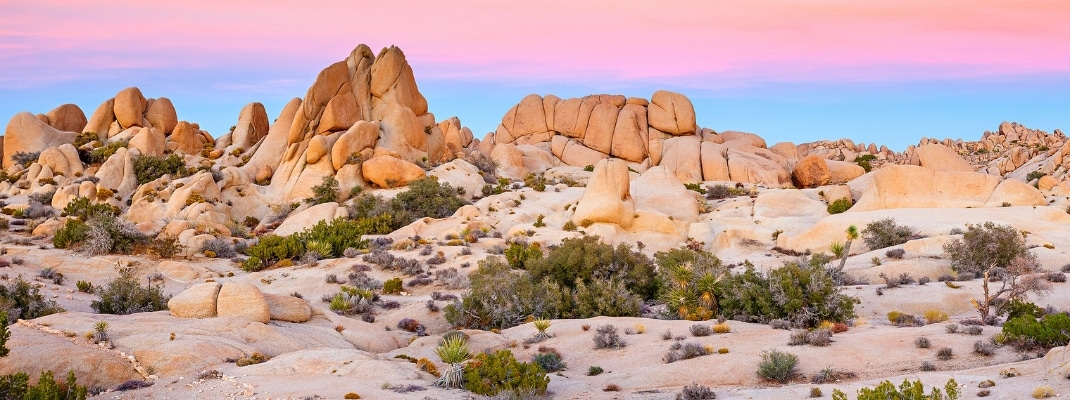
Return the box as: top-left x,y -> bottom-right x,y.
827,198 -> 852,214
593,324 -> 626,349
756,349 -> 798,384
91,265 -> 170,315
1,276 -> 65,320
832,379 -> 959,400
462,350 -> 548,396
862,218 -> 920,250
133,153 -> 188,185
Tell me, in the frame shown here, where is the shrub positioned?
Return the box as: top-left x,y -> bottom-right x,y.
862,218 -> 919,250
712,322 -> 731,334
391,176 -> 467,221
0,277 -> 65,320
1046,272 -> 1066,282
733,259 -> 858,328
756,349 -> 798,384
920,361 -> 937,371
973,340 -> 995,356
964,325 -> 983,335
684,183 -> 707,194
91,265 -> 170,314
788,329 -> 809,346
11,151 -> 40,168
1003,312 -> 1070,348
806,329 -> 833,346
307,175 -> 339,205
150,236 -> 184,259
532,351 -> 566,372
524,173 -> 547,192
200,238 -> 236,259
587,366 -> 603,376
0,370 -> 88,400
657,247 -> 727,320
827,198 -> 851,214
855,154 -> 876,172
235,352 -> 269,367
1033,386 -> 1055,399
133,154 -> 188,185
593,324 -> 626,349
677,382 -> 716,400
690,324 -> 712,337
924,310 -> 949,323
530,236 -> 658,299
943,222 -> 1029,277
504,241 -> 542,270
833,379 -> 960,400
664,342 -> 711,363
76,280 -> 94,293
936,347 -> 953,360
811,366 -> 857,384
914,337 -> 931,349
462,350 -> 548,396
433,336 -> 469,388
706,184 -> 731,200
886,248 -> 906,259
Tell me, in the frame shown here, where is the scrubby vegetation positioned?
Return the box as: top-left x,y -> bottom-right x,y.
862,218 -> 919,250
53,198 -> 147,255
0,277 -> 65,321
133,153 -> 189,185
832,378 -> 959,400
528,235 -> 659,300
91,265 -> 170,314
827,198 -> 852,214
756,349 -> 798,384
462,350 -> 548,396
0,370 -> 88,400
242,216 -> 391,271
346,176 -> 467,232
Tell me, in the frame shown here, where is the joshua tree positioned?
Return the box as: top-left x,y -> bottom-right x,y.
828,225 -> 858,284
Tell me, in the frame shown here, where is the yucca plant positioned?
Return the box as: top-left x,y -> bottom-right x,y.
329,293 -> 356,313
305,239 -> 333,258
434,336 -> 470,388
532,319 -> 552,342
93,320 -> 109,344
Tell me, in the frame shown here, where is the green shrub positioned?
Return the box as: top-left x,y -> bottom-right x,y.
242,235 -> 302,271
53,219 -> 90,249
854,154 -> 876,172
832,378 -> 959,400
716,258 -> 857,328
756,349 -> 798,384
504,242 -> 542,270
1003,312 -> 1070,349
307,175 -> 339,205
133,153 -> 188,185
524,173 -> 547,192
86,140 -> 128,164
392,176 -> 467,221
54,198 -> 145,255
571,277 -> 642,318
684,183 -> 707,194
0,311 -> 9,357
943,222 -> 1029,277
532,352 -> 566,372
827,198 -> 852,214
11,151 -> 40,168
463,350 -> 548,396
862,218 -> 920,250
529,236 -> 658,300
0,370 -> 88,400
587,366 -> 603,376
383,277 -> 403,295
583,165 -> 595,172
0,277 -> 65,321
91,266 -> 170,314
1026,171 -> 1047,182
242,217 -> 382,271
444,258 -> 571,330
76,280 -> 94,294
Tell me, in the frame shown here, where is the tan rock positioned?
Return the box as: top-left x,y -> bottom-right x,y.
551,136 -> 607,167
275,202 -> 349,237
331,120 -> 379,170
610,104 -> 648,162
169,282 -> 221,318
727,149 -> 792,187
45,104 -> 87,133
500,94 -> 548,142
0,324 -> 142,389
1038,175 -> 1058,191
827,160 -> 866,183
915,144 -> 974,172
719,131 -> 767,148
376,104 -> 426,161
264,293 -> 312,323
128,126 -> 165,157
490,142 -> 526,180
659,136 -> 702,183
157,260 -> 201,283
255,164 -> 273,184
700,141 -> 730,181
792,155 -> 831,188
370,46 -> 428,116
168,121 -> 204,155
145,97 -> 178,135
852,165 -> 1045,211
572,159 -> 634,228
633,166 -> 699,223
3,111 -> 77,168
553,97 -> 596,138
216,282 -> 270,323
231,102 -> 270,150
95,147 -> 139,197
361,155 -> 426,188
647,90 -> 696,135
581,103 -> 619,154
246,98 -> 300,174
769,142 -> 799,160
113,87 -> 147,128
318,92 -> 359,133
289,61 -> 349,146
306,135 -> 329,165
83,98 -> 115,137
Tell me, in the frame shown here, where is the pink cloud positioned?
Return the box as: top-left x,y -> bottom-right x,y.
2,0 -> 1069,87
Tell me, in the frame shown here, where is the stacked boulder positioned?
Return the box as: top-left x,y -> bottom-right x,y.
168,281 -> 312,323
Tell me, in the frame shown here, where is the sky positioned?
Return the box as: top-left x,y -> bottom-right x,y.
2,1 -> 1069,151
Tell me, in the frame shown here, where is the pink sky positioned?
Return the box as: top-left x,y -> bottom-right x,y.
3,0 -> 1069,88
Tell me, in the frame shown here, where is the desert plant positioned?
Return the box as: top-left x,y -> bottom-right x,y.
657,247 -> 728,321
91,320 -> 109,344
862,218 -> 920,250
924,310 -> 949,323
677,382 -> 716,400
1003,311 -> 1070,349
690,324 -> 712,337
199,238 -> 236,259
530,235 -> 658,299
886,248 -> 906,259
0,311 -> 8,357
806,329 -> 833,346
915,337 -> 931,349
150,236 -> 184,259
0,277 -> 65,321
91,265 -> 170,314
1033,385 -> 1055,399
587,366 -> 604,376
944,222 -> 1048,321
832,379 -> 959,400
664,342 -> 711,363
307,175 -> 340,205
789,329 -> 809,346
827,198 -> 852,214
235,352 -> 269,367
132,153 -> 188,185
593,324 -> 626,349
433,336 -> 469,388
712,322 -> 730,334
531,351 -> 566,372
811,366 -> 857,384
936,347 -> 953,360
531,318 -> 552,342
0,370 -> 88,400
757,349 -> 798,384
462,350 -> 548,396
504,241 -> 542,270
973,340 -> 995,356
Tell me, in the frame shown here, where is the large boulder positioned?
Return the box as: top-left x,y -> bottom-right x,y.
113,87 -> 147,128
610,104 -> 648,162
3,112 -> 76,168
264,293 -> 312,323
168,282 -> 222,318
632,166 -> 699,222
851,165 -> 1045,211
145,97 -> 178,135
84,98 -> 116,137
275,202 -> 350,236
331,120 -> 379,170
699,141 -> 730,181
727,149 -> 792,187
128,126 -> 166,157
169,121 -> 205,155
318,93 -> 360,134
497,94 -> 549,143
361,155 -> 426,188
915,144 -> 974,172
216,282 -> 271,323
659,136 -> 702,183
370,46 -> 428,118
792,155 -> 831,188
231,102 -> 270,150
647,90 -> 696,135
719,131 -> 767,148
827,160 -> 866,183
572,159 -> 634,228
45,104 -> 87,133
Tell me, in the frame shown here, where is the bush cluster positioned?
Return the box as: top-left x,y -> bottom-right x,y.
133,153 -> 189,185
462,350 -> 548,396
53,198 -> 146,255
1,276 -> 65,321
943,222 -> 1029,277
91,266 -> 170,314
862,218 -> 920,250
756,349 -> 798,384
242,217 -> 388,271
827,198 -> 852,214
529,236 -> 658,299
0,370 -> 88,400
346,177 -> 467,232
1003,311 -> 1070,349
832,379 -> 960,400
